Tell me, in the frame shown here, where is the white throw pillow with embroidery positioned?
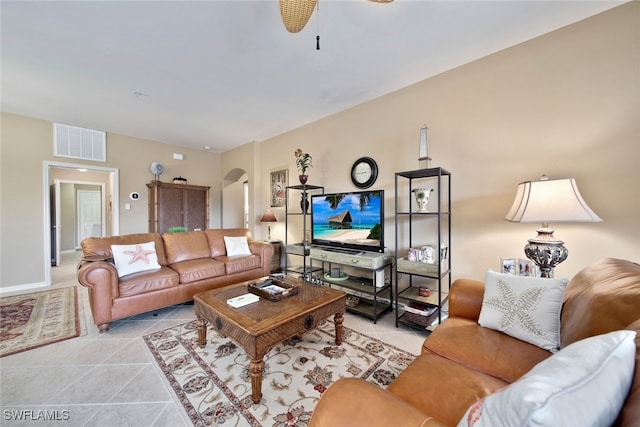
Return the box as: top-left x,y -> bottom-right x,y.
478,269 -> 568,352
458,330 -> 637,427
111,241 -> 161,278
223,236 -> 251,257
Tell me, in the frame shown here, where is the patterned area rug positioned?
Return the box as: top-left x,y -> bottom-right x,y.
144,319 -> 416,426
0,287 -> 80,357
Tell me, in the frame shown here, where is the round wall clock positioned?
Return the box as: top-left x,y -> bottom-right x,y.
351,157 -> 378,189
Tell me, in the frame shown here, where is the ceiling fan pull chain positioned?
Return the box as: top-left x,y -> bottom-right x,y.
316,1 -> 320,50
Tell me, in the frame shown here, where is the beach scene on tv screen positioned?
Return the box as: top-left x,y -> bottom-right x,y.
312,192 -> 382,247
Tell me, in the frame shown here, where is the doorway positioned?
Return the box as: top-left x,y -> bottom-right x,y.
222,167 -> 249,229
50,180 -> 105,266
44,161 -> 119,285
77,188 -> 103,246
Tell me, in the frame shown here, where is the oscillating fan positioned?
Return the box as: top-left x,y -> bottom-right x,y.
150,162 -> 164,181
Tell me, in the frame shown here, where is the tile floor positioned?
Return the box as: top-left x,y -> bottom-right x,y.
0,251 -> 428,426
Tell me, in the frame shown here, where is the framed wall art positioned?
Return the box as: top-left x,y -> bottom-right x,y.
270,169 -> 288,207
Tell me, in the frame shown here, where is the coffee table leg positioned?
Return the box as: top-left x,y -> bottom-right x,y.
334,312 -> 344,345
196,316 -> 207,348
249,359 -> 264,404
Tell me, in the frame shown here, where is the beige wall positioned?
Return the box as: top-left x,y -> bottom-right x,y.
248,2 -> 639,280
1,3 -> 638,290
0,113 -> 221,289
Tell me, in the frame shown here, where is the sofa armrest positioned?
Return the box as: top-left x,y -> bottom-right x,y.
248,241 -> 274,263
448,278 -> 485,321
78,255 -> 113,266
309,378 -> 445,427
77,260 -> 120,326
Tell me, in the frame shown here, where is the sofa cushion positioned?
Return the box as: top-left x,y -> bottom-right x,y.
205,228 -> 252,258
118,266 -> 180,298
223,235 -> 251,257
458,330 -> 637,427
561,258 -> 640,347
111,241 -> 162,278
81,232 -> 168,265
618,319 -> 640,426
478,270 -> 567,352
423,317 -> 552,383
388,353 -> 508,427
163,231 -> 211,264
216,254 -> 262,274
169,258 -> 226,284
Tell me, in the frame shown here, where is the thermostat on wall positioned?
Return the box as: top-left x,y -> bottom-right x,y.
129,192 -> 140,201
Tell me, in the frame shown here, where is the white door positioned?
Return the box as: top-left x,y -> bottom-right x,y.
77,189 -> 102,246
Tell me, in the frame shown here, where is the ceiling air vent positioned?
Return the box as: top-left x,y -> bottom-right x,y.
53,123 -> 106,162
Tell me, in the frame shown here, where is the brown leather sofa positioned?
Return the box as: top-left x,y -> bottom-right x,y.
309,258 -> 640,427
77,228 -> 273,332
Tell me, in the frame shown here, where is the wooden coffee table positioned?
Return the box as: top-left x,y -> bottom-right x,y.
193,277 -> 346,404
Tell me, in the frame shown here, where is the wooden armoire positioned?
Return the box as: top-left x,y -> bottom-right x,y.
147,182 -> 210,234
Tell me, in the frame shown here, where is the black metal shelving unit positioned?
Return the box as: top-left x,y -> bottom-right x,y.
284,184 -> 324,277
394,167 -> 452,331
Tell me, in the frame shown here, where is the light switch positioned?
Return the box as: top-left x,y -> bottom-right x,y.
125,203 -> 131,210
173,153 -> 183,160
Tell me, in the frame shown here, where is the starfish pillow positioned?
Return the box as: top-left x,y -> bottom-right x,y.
478,269 -> 568,352
111,241 -> 161,278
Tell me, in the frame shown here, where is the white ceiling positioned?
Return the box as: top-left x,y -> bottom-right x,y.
1,1 -> 625,153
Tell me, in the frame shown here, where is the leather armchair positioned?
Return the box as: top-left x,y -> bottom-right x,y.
310,258 -> 640,427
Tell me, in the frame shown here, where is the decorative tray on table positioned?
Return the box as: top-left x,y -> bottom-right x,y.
247,278 -> 299,302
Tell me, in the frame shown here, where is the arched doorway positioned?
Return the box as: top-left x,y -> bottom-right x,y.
222,167 -> 248,229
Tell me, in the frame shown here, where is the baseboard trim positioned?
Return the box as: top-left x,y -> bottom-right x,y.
0,282 -> 50,296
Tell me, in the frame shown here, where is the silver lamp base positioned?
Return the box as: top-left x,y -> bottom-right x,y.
523,228 -> 568,278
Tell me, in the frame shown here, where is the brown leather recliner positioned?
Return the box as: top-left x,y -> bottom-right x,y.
309,258 -> 640,427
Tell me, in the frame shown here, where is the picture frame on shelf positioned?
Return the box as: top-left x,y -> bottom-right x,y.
518,258 -> 535,277
501,258 -> 517,275
270,169 -> 288,207
501,258 -> 538,277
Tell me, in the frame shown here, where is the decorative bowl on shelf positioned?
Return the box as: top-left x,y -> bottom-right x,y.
346,296 -> 360,308
324,272 -> 350,281
418,287 -> 431,297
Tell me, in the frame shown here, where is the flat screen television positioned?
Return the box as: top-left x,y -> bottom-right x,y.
310,190 -> 384,253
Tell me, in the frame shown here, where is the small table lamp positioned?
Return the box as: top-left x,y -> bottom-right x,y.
505,175 -> 602,278
260,209 -> 278,241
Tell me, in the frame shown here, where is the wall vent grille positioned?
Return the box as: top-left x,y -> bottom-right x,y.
54,123 -> 106,162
